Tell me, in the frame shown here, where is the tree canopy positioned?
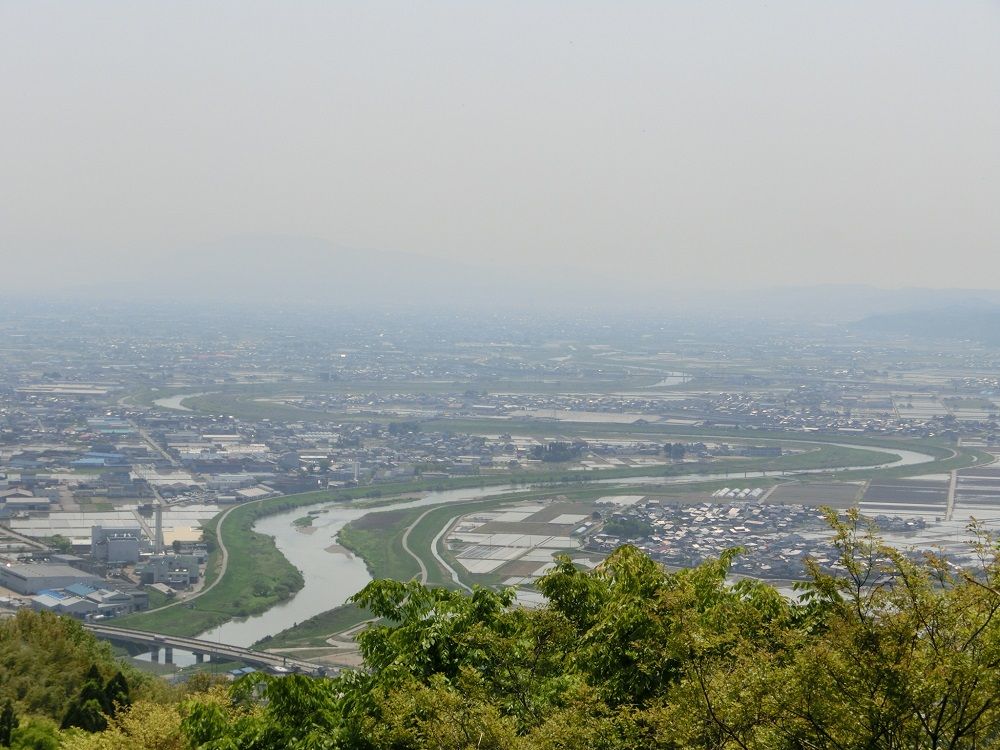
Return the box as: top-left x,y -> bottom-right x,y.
181,508 -> 1000,749
10,509 -> 1000,749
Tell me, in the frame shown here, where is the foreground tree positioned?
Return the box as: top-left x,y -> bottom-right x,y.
178,510 -> 1000,749
0,700 -> 17,747
0,611 -> 157,725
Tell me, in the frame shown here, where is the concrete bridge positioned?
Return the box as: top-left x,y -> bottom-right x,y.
83,623 -> 329,676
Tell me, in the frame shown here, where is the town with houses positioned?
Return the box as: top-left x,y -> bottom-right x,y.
1,307 -> 1000,633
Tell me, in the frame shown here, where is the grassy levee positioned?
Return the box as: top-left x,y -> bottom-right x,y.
707,444 -> 895,473
182,393 -> 332,422
144,587 -> 173,610
255,603 -> 369,650
338,508 -> 424,583
337,489 -> 545,588
132,376 -> 669,421
808,445 -> 993,482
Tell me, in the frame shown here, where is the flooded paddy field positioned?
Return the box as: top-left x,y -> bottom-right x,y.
860,479 -> 949,518
954,462 -> 1000,521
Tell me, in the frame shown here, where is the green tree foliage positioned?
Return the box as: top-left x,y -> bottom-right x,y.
0,611 -> 152,723
61,666 -> 111,732
63,687 -> 231,750
0,699 -> 18,747
153,509 -> 1000,747
530,442 -> 583,463
660,442 -> 687,460
39,535 -> 73,554
8,718 -> 60,750
182,674 -> 341,750
387,421 -> 420,435
61,667 -> 133,733
601,516 -> 654,539
102,672 -> 131,717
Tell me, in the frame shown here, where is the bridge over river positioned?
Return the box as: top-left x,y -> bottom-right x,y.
83,623 -> 329,676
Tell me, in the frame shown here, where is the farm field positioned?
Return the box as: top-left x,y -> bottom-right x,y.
765,482 -> 864,508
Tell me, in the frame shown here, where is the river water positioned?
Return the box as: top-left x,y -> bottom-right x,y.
595,444 -> 934,487
152,392 -> 207,411
198,484 -> 525,648
186,441 -> 936,651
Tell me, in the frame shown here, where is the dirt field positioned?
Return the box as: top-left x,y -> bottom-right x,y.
863,481 -> 948,505
494,560 -> 549,577
766,482 -> 864,508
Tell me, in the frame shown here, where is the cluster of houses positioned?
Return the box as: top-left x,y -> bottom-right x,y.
589,500 -> 926,581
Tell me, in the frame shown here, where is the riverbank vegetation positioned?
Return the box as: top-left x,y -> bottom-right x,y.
255,603 -> 369,650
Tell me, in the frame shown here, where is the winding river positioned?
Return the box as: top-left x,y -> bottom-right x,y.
189,440 -> 938,650
199,484 -> 524,648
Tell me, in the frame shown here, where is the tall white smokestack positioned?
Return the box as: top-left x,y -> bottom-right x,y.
154,502 -> 164,554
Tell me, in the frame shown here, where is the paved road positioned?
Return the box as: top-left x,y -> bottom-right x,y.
400,508 -> 434,584
400,508 -> 475,591
946,470 -> 958,522
131,420 -> 181,468
430,516 -> 471,592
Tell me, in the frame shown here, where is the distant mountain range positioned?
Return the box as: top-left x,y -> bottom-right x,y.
57,235 -> 621,312
851,305 -> 1000,344
21,234 -> 1000,324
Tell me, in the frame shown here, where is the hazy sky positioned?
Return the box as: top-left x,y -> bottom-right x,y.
2,1 -> 998,292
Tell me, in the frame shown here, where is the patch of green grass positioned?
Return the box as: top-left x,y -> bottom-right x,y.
943,397 -> 996,410
674,444 -> 896,475
292,516 -> 314,527
123,657 -> 180,677
255,603 -> 370,649
78,502 -> 115,512
183,393 -> 331,421
338,509 -> 424,583
143,587 -> 174,609
811,446 -> 991,482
